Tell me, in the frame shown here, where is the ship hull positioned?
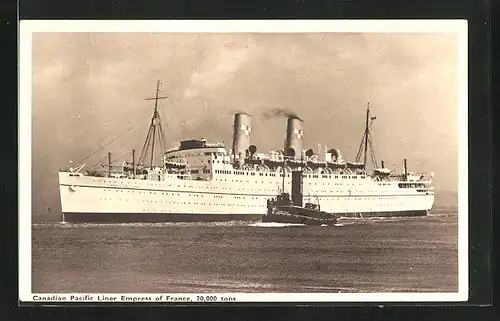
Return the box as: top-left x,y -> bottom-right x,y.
58,172 -> 434,223
262,214 -> 336,226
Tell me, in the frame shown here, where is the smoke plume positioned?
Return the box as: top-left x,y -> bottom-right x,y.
262,108 -> 302,121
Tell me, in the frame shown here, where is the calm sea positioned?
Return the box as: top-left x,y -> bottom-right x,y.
32,210 -> 458,293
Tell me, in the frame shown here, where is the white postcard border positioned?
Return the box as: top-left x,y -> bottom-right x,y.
19,19 -> 469,303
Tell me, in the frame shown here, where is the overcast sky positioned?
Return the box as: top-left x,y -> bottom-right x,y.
31,32 -> 459,218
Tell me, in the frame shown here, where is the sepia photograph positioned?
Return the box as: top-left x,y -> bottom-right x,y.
19,20 -> 468,303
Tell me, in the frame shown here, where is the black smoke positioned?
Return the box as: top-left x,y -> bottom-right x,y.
262,108 -> 302,121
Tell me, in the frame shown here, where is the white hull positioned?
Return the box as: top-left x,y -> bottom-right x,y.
59,172 -> 434,222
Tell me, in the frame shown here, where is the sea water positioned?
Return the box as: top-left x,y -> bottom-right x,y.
32,210 -> 458,293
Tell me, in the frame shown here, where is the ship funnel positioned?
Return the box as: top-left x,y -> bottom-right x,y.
232,113 -> 252,162
291,170 -> 303,207
285,116 -> 303,160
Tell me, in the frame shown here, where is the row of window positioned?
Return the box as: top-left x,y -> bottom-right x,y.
99,191 -> 401,201
139,204 -> 266,212
190,169 -> 212,174
211,170 -> 370,180
215,170 -> 234,175
103,189 -> 271,197
101,186 -> 408,196
92,176 -> 400,191
96,179 -> 428,192
302,175 -> 367,179
398,183 -> 430,188
214,170 -> 283,177
212,178 -> 377,188
97,178 -> 380,191
99,198 -> 267,207
139,206 -> 265,212
168,151 -> 226,158
167,153 -> 207,158
98,197 -> 402,205
167,157 -> 228,165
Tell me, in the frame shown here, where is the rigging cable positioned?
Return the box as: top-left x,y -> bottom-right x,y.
368,133 -> 379,169
354,131 -> 366,163
76,125 -> 134,164
76,113 -> 151,165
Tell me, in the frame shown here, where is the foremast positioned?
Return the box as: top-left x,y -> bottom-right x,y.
138,80 -> 168,169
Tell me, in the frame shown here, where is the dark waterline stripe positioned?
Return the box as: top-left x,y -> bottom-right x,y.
62,210 -> 429,223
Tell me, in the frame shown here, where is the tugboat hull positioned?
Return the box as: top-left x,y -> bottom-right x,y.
263,204 -> 338,226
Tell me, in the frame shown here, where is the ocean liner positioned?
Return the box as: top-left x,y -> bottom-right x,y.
58,81 -> 435,223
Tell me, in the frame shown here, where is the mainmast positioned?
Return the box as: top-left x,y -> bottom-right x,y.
355,101 -> 379,170
138,80 -> 168,169
363,102 -> 370,169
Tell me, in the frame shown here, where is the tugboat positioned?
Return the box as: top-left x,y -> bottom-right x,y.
263,168 -> 338,226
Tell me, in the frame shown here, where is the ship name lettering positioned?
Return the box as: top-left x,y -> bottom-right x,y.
120,295 -> 153,302
165,295 -> 192,302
